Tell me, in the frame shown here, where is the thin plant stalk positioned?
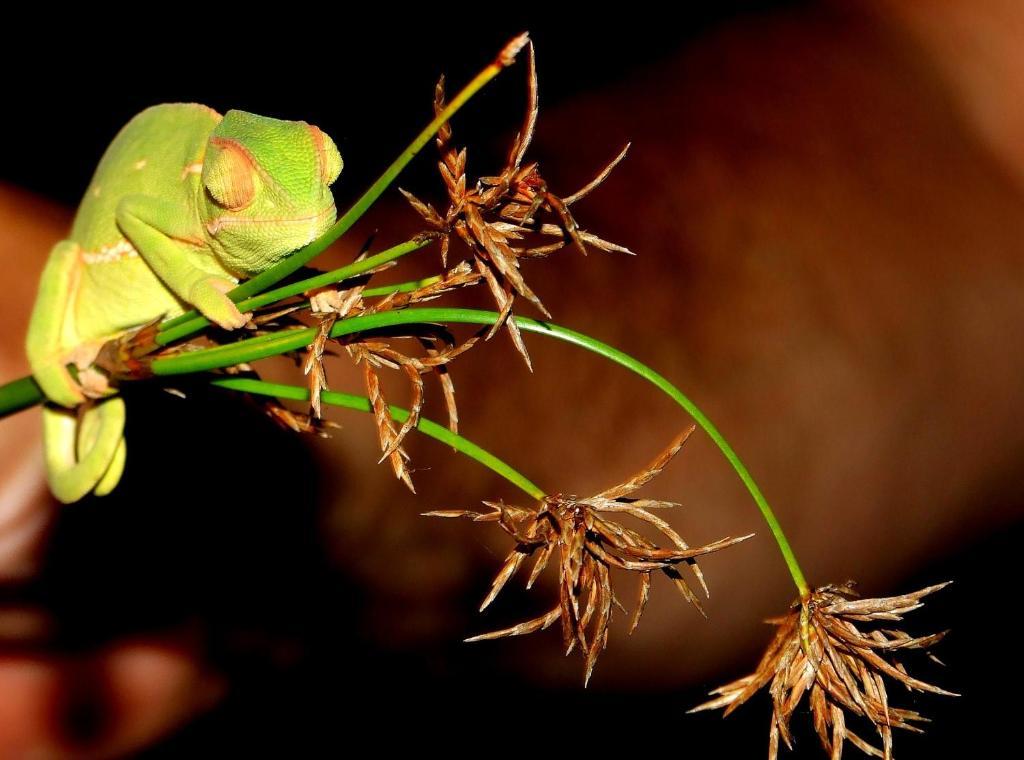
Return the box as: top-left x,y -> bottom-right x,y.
158,33 -> 529,335
0,303 -> 811,602
211,377 -> 545,500
149,307 -> 809,597
0,376 -> 44,418
157,237 -> 432,344
361,276 -> 441,298
0,311 -> 809,597
0,277 -> 438,418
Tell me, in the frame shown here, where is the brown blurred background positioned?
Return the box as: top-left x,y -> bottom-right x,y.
1,2 -> 1021,756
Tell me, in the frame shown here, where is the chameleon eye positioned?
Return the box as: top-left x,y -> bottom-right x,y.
203,138 -> 256,211
309,125 -> 343,185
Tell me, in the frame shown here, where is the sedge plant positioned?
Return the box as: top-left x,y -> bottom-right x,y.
0,33 -> 955,760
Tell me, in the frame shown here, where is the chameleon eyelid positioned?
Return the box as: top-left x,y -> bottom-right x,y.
204,137 -> 257,211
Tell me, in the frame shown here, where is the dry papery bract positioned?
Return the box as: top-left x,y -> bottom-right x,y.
427,427 -> 753,685
300,259 -> 482,491
294,40 -> 630,489
691,582 -> 956,760
401,39 -> 632,370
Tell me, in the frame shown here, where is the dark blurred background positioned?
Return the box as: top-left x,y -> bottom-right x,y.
1,2 -> 1021,756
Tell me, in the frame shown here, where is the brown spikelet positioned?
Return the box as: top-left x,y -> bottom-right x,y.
259,396 -> 339,438
495,32 -> 530,68
361,357 -> 415,493
399,187 -> 445,229
376,351 -> 424,460
94,315 -> 166,380
302,313 -> 336,418
562,144 -> 631,205
427,428 -> 752,685
399,39 -> 630,369
295,242 -> 486,486
416,331 -> 480,436
334,320 -> 480,488
691,582 -> 956,760
362,261 -> 483,316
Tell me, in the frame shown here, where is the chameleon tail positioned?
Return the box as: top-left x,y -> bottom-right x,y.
94,436 -> 127,496
42,396 -> 126,503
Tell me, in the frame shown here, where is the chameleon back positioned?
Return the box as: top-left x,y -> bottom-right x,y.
72,103 -> 220,249
70,104 -> 228,339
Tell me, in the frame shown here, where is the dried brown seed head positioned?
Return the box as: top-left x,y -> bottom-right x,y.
428,427 -> 752,685
691,582 -> 956,760
402,40 -> 631,368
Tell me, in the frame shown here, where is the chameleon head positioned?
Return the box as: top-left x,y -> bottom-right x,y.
200,109 -> 341,275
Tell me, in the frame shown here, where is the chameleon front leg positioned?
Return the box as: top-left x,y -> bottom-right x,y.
42,396 -> 126,503
116,195 -> 250,329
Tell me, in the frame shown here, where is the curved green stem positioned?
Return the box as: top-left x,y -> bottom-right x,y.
210,377 -> 545,500
362,276 -> 441,298
0,301 -> 810,596
0,375 -> 44,418
521,318 -> 812,598
150,306 -> 809,596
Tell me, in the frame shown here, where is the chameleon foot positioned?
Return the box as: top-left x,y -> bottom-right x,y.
190,277 -> 252,330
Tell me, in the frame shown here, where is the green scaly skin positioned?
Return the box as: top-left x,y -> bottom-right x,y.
25,103 -> 343,503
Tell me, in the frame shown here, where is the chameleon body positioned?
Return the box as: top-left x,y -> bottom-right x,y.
25,103 -> 342,503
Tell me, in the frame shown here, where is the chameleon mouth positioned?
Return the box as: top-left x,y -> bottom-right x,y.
206,203 -> 337,237
304,202 -> 338,244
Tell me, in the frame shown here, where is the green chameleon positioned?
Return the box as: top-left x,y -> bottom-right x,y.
25,103 -> 342,503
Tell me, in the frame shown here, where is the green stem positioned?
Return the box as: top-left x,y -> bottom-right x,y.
148,306 -> 809,596
362,277 -> 441,298
0,280 -> 441,421
158,38 -> 521,332
0,302 -> 810,596
210,377 -> 545,500
157,237 -> 431,344
521,319 -> 812,598
0,376 -> 44,417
